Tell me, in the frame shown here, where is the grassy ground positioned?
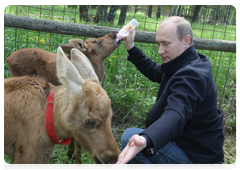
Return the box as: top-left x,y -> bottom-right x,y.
4,5 -> 236,164
4,117 -> 238,169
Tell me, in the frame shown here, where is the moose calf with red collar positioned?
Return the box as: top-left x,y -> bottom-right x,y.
4,47 -> 119,164
5,33 -> 121,163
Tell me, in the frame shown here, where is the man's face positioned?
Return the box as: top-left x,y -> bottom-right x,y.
156,23 -> 189,64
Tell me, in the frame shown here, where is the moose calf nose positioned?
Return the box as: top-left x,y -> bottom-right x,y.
103,154 -> 119,164
111,32 -> 117,39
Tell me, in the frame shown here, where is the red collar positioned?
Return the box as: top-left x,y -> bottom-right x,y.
45,90 -> 72,145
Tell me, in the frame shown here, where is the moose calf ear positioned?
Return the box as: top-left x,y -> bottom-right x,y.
56,47 -> 85,96
70,48 -> 100,83
59,43 -> 73,55
69,39 -> 87,52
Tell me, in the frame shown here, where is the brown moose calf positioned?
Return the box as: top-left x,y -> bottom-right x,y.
6,32 -> 121,85
4,47 -> 119,164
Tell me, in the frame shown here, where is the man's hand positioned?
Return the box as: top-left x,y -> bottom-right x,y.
116,135 -> 147,164
123,27 -> 136,51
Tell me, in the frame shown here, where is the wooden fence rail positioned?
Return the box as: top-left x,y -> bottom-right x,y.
4,14 -> 236,53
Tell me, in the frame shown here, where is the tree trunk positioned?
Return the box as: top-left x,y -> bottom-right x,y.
134,5 -> 138,13
208,6 -> 214,23
230,9 -> 236,26
79,5 -> 89,21
201,6 -> 209,23
108,5 -> 118,24
213,6 -> 220,24
224,5 -> 231,25
177,5 -> 183,16
170,5 -> 177,16
148,5 -> 153,18
103,5 -> 108,23
118,5 -> 128,25
94,5 -> 104,23
156,5 -> 161,19
192,5 -> 202,23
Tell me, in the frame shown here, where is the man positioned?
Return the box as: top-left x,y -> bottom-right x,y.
116,16 -> 224,164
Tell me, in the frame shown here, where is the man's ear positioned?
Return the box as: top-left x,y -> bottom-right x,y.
184,34 -> 191,47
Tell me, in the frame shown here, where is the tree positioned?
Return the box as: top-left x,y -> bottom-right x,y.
192,5 -> 202,22
177,5 -> 183,16
134,5 -> 139,13
118,5 -> 128,25
94,5 -> 105,23
156,5 -> 161,19
229,7 -> 236,25
211,6 -> 220,24
170,5 -> 178,16
108,5 -> 118,24
79,5 -> 89,21
148,5 -> 153,18
103,5 -> 108,23
224,5 -> 231,25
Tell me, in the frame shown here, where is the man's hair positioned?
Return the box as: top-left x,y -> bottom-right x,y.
161,16 -> 193,45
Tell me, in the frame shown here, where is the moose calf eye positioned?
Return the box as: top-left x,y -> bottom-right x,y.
85,119 -> 96,129
98,41 -> 103,45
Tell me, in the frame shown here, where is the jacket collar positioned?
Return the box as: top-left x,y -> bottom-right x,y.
161,45 -> 199,77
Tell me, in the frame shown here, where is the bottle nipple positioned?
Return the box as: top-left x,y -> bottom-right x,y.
114,38 -> 120,44
114,34 -> 122,44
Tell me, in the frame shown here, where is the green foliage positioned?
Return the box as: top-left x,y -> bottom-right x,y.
4,145 -> 94,164
223,138 -> 238,169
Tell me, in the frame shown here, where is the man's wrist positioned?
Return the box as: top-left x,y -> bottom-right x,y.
125,44 -> 135,51
140,135 -> 155,156
140,134 -> 153,149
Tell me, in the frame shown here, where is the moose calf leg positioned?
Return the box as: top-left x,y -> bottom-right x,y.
67,139 -> 75,159
75,142 -> 82,164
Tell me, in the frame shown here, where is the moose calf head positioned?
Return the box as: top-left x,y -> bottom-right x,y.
60,33 -> 120,60
60,33 -> 120,82
56,47 -> 119,164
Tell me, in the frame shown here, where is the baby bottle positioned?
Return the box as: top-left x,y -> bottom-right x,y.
115,19 -> 139,44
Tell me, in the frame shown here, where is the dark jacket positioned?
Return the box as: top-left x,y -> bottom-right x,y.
127,45 -> 224,163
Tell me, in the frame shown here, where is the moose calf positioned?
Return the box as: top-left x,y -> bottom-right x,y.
4,47 -> 119,164
6,32 -> 121,85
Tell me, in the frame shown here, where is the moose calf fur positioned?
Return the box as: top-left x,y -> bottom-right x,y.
4,47 -> 119,164
6,32 -> 120,85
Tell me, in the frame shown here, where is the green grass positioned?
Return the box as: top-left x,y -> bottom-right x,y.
4,145 -> 94,164
4,5 -> 236,164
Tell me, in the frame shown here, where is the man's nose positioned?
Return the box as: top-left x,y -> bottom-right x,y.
158,45 -> 165,55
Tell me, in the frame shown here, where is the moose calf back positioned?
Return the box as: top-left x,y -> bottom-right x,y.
6,48 -> 60,85
4,76 -> 55,163
6,33 -> 120,86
